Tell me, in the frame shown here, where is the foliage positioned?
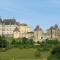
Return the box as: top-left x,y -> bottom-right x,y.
0,36 -> 9,48
10,37 -> 34,48
48,46 -> 60,60
40,39 -> 60,51
35,48 -> 41,58
11,39 -> 16,44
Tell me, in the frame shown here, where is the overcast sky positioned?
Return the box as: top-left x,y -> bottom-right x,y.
0,0 -> 60,31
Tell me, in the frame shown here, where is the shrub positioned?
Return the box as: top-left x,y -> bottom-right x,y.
48,46 -> 60,60
35,48 -> 41,58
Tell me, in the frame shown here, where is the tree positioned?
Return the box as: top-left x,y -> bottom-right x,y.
0,39 -> 8,48
28,39 -> 34,44
48,46 -> 60,60
40,39 -> 59,51
37,41 -> 40,44
35,48 -> 41,58
22,37 -> 28,44
11,39 -> 16,47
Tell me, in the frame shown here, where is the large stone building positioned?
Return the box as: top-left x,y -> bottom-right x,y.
0,18 -> 32,38
0,17 -> 60,42
13,23 -> 32,38
13,27 -> 20,38
34,25 -> 44,42
2,18 -> 16,37
0,18 -> 2,36
33,24 -> 60,42
47,24 -> 60,40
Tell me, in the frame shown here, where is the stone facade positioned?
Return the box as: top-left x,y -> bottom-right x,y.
26,32 -> 34,39
0,18 -> 32,38
47,25 -> 60,40
0,18 -> 60,42
0,18 -> 16,37
17,24 -> 32,33
13,24 -> 32,38
33,24 -> 60,42
13,27 -> 20,38
34,25 -> 44,42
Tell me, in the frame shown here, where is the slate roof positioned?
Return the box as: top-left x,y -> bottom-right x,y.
20,23 -> 27,26
3,18 -> 16,25
34,25 -> 42,31
48,26 -> 60,31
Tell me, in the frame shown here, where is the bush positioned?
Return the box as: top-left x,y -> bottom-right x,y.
48,46 -> 60,60
0,39 -> 9,48
40,39 -> 60,51
35,48 -> 41,58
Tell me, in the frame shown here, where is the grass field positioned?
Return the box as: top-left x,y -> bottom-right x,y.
0,48 -> 50,60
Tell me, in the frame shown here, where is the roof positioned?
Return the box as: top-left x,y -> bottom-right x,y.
16,22 -> 20,25
20,23 -> 27,26
34,25 -> 42,31
3,18 -> 16,25
14,27 -> 20,32
47,26 -> 60,31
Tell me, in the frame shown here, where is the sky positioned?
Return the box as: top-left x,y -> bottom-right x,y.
0,0 -> 60,31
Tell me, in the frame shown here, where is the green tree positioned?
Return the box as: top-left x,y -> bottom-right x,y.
40,39 -> 59,51
48,46 -> 60,60
0,40 -> 7,48
11,39 -> 17,47
35,48 -> 41,58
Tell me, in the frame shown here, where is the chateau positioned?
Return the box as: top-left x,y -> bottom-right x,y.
0,18 -> 60,42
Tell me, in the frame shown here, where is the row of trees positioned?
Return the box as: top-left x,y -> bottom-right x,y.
0,36 -> 60,49
0,36 -> 60,60
0,36 -> 35,49
34,39 -> 60,60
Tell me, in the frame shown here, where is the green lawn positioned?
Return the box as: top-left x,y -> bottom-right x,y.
0,48 -> 50,60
